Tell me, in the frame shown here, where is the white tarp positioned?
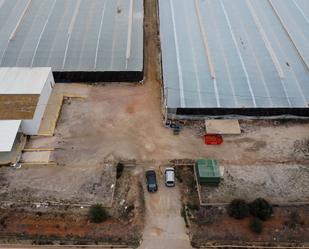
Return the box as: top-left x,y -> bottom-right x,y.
159,0 -> 309,110
0,0 -> 143,73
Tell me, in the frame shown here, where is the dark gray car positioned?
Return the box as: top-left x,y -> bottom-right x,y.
146,169 -> 158,193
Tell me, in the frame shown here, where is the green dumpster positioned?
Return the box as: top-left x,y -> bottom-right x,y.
195,159 -> 221,186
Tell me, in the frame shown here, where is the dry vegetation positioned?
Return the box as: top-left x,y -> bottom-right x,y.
0,166 -> 145,247
176,166 -> 309,247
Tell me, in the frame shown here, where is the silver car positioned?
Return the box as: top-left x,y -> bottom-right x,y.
165,167 -> 175,187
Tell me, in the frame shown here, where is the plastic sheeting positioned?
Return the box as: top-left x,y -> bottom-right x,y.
159,0 -> 309,111
0,0 -> 143,75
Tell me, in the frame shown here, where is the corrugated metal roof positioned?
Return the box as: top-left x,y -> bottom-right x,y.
0,120 -> 21,152
0,67 -> 51,94
159,0 -> 309,109
0,0 -> 143,72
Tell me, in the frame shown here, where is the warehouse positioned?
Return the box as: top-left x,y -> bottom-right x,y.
159,0 -> 309,117
0,0 -> 143,82
0,67 -> 54,153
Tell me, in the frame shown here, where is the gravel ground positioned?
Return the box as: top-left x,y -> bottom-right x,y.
0,163 -> 116,206
200,164 -> 309,204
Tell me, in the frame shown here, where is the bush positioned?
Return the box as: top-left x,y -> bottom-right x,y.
250,217 -> 263,234
121,204 -> 135,219
89,204 -> 109,223
116,163 -> 124,179
227,199 -> 250,219
249,198 -> 273,221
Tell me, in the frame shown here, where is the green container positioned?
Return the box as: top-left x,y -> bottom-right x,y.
196,159 -> 221,186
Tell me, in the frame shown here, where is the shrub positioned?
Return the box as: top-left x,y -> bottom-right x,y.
249,198 -> 273,221
116,163 -> 124,179
121,204 -> 135,219
89,204 -> 109,223
250,217 -> 263,234
126,204 -> 135,214
227,199 -> 250,219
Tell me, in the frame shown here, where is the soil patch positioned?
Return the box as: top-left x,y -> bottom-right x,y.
0,167 -> 144,247
176,166 -> 309,247
200,164 -> 309,204
0,163 -> 116,206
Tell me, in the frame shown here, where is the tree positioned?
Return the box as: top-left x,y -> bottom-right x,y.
89,204 -> 109,223
249,198 -> 273,221
116,163 -> 124,179
227,199 -> 250,219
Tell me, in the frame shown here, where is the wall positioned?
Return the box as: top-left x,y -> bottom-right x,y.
21,72 -> 55,135
0,94 -> 38,120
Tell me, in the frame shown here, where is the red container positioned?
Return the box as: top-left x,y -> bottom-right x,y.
204,134 -> 223,145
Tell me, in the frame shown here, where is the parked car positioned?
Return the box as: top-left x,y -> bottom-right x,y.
165,167 -> 175,187
146,169 -> 158,192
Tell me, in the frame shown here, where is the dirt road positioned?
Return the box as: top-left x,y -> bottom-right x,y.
138,2 -> 191,247
139,167 -> 191,249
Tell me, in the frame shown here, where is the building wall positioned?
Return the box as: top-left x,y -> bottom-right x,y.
21,72 -> 55,135
0,94 -> 38,120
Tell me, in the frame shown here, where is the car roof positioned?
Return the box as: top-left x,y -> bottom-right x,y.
165,169 -> 175,181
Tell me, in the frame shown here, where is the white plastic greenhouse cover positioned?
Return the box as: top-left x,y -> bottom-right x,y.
0,0 -> 143,75
159,0 -> 309,114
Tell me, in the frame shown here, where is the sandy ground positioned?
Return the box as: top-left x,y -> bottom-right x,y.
52,95 -> 309,164
139,167 -> 191,249
200,164 -> 309,204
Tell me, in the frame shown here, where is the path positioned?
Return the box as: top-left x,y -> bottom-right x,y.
139,167 -> 192,249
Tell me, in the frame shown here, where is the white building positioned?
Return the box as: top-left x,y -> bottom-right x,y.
0,67 -> 54,152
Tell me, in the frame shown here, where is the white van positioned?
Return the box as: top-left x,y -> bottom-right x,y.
165,167 -> 175,187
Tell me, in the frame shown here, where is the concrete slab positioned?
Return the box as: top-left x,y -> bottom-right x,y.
24,136 -> 57,150
38,84 -> 89,137
21,151 -> 51,164
205,120 -> 241,135
0,133 -> 26,165
37,92 -> 63,136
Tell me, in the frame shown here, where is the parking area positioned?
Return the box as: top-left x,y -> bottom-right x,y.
140,165 -> 191,249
